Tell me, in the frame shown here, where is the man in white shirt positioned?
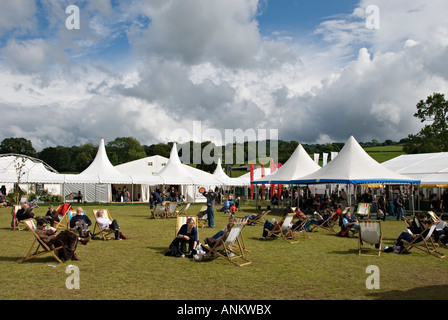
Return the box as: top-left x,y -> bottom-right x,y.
96,209 -> 126,240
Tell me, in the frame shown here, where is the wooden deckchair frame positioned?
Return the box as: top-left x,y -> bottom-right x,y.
152,204 -> 167,219
264,213 -> 298,244
233,217 -> 250,252
92,209 -> 115,240
166,202 -> 179,218
203,221 -> 251,267
53,203 -> 73,230
401,222 -> 446,259
311,210 -> 342,233
11,205 -> 24,231
197,205 -> 208,228
16,219 -> 63,264
358,220 -> 382,256
247,210 -> 270,226
175,203 -> 191,215
291,215 -> 312,239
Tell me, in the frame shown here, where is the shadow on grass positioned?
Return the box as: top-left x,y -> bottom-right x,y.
366,284 -> 448,300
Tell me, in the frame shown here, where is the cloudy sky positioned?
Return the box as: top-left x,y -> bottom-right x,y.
1,0 -> 447,151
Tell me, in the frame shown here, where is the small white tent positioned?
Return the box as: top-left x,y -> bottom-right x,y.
251,144 -> 320,184
153,143 -> 224,202
213,158 -> 249,187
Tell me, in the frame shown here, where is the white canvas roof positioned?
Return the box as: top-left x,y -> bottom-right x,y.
65,138 -> 134,184
291,136 -> 420,185
0,154 -> 64,183
213,158 -> 249,186
115,155 -> 168,185
382,152 -> 448,186
251,144 -> 320,184
153,143 -> 223,186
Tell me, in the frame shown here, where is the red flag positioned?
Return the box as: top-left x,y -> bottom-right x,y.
250,164 -> 254,200
277,163 -> 282,200
269,158 -> 277,199
261,164 -> 265,200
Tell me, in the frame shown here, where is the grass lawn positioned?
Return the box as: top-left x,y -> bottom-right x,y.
364,145 -> 405,163
1,203 -> 448,301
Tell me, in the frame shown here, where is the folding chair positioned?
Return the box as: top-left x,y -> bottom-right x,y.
11,205 -> 23,231
247,210 -> 270,226
53,203 -> 73,230
401,222 -> 446,259
264,213 -> 298,244
16,219 -> 63,264
92,209 -> 115,240
151,204 -> 167,219
311,210 -> 341,233
175,215 -> 198,236
175,203 -> 191,215
291,215 -> 312,239
356,203 -> 371,219
197,205 -> 208,228
203,221 -> 252,267
165,202 -> 179,218
358,220 -> 382,256
27,196 -> 40,208
233,217 -> 250,252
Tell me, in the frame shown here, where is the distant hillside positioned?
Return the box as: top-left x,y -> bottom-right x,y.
363,145 -> 405,163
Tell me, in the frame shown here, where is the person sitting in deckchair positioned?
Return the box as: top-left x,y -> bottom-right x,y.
309,209 -> 332,228
70,207 -> 92,238
96,209 -> 127,240
168,218 -> 198,257
205,216 -> 236,248
291,208 -> 312,232
384,214 -> 430,253
342,210 -> 359,231
35,217 -> 89,261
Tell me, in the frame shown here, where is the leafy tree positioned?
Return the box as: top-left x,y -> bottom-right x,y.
144,143 -> 172,158
0,137 -> 37,157
106,137 -> 146,165
404,92 -> 448,153
39,146 -> 74,172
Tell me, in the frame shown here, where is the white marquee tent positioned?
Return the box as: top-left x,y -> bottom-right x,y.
382,152 -> 448,187
291,136 -> 421,185
251,144 -> 321,184
213,158 -> 249,187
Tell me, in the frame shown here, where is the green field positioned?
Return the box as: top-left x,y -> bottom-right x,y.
1,202 -> 447,301
364,145 -> 405,163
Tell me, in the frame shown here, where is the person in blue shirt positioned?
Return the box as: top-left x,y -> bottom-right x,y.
70,207 -> 92,238
150,190 -> 163,209
342,210 -> 359,230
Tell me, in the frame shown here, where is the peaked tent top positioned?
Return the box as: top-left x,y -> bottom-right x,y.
154,143 -> 223,185
73,138 -> 133,184
290,136 -> 420,185
251,144 -> 320,184
213,158 -> 249,186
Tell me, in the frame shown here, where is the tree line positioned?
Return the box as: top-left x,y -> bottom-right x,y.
1,92 -> 446,173
0,136 -> 402,174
